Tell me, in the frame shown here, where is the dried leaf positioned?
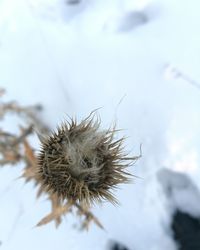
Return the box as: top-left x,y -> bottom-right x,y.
36,201 -> 72,227
4,151 -> 19,162
23,139 -> 37,167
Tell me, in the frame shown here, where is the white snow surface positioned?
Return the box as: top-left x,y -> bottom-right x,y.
158,168 -> 200,218
0,0 -> 200,250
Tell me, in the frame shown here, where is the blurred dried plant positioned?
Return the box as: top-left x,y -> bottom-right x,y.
0,88 -> 140,230
0,88 -> 104,230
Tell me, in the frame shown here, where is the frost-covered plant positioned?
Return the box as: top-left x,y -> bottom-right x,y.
0,89 -> 140,229
37,114 -> 137,205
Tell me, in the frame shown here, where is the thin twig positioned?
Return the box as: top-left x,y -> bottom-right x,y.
75,202 -> 104,230
11,126 -> 33,147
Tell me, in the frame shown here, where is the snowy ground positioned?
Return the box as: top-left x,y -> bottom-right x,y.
0,0 -> 200,249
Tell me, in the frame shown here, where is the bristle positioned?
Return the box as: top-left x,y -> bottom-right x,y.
37,115 -> 136,205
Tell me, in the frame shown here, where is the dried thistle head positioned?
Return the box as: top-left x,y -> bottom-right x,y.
37,114 -> 136,205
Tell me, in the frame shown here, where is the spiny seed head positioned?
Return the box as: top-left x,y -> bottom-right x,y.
37,114 -> 135,205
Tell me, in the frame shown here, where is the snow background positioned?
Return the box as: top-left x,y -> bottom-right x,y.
0,0 -> 200,249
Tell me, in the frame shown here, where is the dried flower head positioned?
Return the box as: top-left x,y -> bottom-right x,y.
37,114 -> 137,205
